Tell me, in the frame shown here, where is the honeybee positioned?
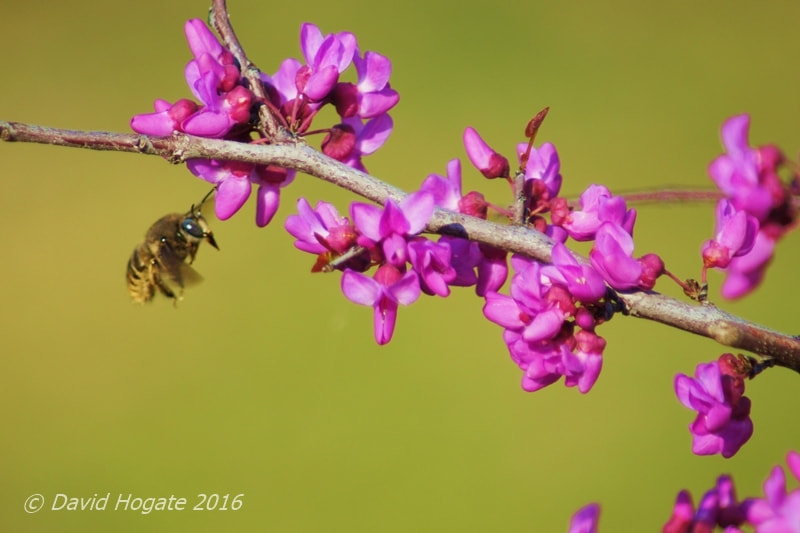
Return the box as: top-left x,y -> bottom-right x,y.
126,190 -> 219,304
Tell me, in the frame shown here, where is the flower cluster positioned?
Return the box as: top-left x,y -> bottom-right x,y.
463,128 -> 664,393
131,20 -> 398,226
663,451 -> 800,532
483,250 -> 608,393
286,191 -> 434,345
286,123 -> 668,392
675,353 -> 756,459
705,114 -> 799,299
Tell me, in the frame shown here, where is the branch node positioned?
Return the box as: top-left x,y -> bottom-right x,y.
708,320 -> 742,346
133,135 -> 154,154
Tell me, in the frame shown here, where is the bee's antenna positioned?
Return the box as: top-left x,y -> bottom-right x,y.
191,187 -> 217,215
199,186 -> 216,208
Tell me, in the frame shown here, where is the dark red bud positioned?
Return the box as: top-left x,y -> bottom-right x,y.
638,253 -> 665,290
168,99 -> 199,123
254,165 -> 289,185
525,107 -> 550,138
321,124 -> 357,161
458,191 -> 488,219
330,82 -> 359,119
480,153 -> 510,180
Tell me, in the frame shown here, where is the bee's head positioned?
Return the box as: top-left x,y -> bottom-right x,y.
180,187 -> 219,249
181,214 -> 219,250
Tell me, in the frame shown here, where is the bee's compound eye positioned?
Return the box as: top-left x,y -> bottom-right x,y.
181,217 -> 205,238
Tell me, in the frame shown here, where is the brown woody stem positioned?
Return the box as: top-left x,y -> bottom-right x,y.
2,120 -> 799,373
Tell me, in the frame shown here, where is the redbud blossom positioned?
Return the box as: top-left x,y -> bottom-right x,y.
285,199 -> 355,255
674,357 -> 753,458
702,199 -> 759,270
463,127 -> 510,179
297,23 -> 357,101
567,503 -> 600,533
341,265 -> 420,345
746,451 -> 800,530
560,184 -> 636,242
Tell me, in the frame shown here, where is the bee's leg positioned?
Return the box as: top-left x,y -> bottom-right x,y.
150,260 -> 181,303
186,242 -> 199,264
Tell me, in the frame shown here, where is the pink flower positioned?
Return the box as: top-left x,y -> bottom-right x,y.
463,127 -> 510,179
702,199 -> 759,270
674,357 -> 753,458
341,264 -> 420,345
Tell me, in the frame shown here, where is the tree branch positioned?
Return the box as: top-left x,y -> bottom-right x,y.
3,120 -> 799,373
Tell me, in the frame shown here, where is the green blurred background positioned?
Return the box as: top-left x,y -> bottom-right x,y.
2,1 -> 800,531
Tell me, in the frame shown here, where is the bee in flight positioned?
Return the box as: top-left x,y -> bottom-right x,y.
126,189 -> 219,304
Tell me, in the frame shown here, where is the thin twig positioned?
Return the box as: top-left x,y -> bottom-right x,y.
208,0 -> 283,140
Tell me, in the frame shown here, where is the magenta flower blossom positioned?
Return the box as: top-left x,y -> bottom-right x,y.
541,243 -> 606,304
329,51 -> 398,120
341,264 -> 420,345
262,58 -> 303,104
567,503 -> 600,533
439,236 -> 480,287
463,127 -> 510,179
705,115 -> 798,299
181,77 -> 253,138
351,190 -> 434,267
407,239 -> 456,297
663,476 -> 746,532
589,222 -> 643,290
674,358 -> 753,458
560,184 -> 636,241
181,20 -> 252,137
484,255 -> 609,393
130,98 -> 199,136
484,259 -> 566,344
476,243 -> 508,296
746,451 -> 800,531
506,329 -> 605,394
352,50 -> 399,118
663,490 -> 695,533
420,159 -> 463,211
252,165 -> 296,227
709,114 -> 775,221
702,199 -> 759,270
516,141 -> 563,199
720,231 -> 776,299
132,19 -> 251,139
419,159 -> 506,294
321,114 -> 394,173
502,331 -> 569,392
297,23 -> 357,101
285,199 -> 354,255
564,329 -> 605,393
187,159 -> 294,225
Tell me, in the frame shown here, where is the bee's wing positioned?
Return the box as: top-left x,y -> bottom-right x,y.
179,263 -> 204,287
150,239 -> 204,290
